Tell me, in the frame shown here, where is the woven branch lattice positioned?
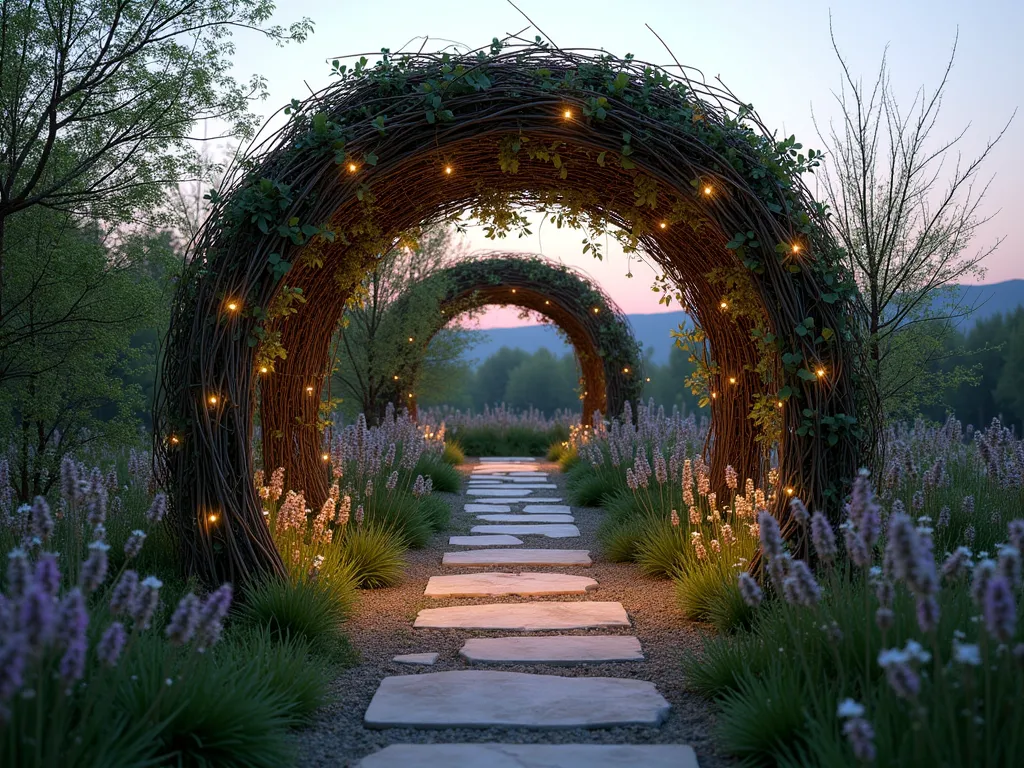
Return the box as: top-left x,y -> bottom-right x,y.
155,40 -> 874,584
383,253 -> 644,422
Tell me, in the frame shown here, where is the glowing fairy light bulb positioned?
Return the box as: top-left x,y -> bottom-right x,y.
720,301 -> 728,310
348,162 -> 357,172
623,367 -> 630,374
208,395 -> 218,405
792,243 -> 801,254
563,108 -> 572,119
785,487 -> 795,496
659,222 -> 667,229
816,367 -> 826,378
592,307 -> 600,314
306,385 -> 314,394
260,366 -> 268,374
444,165 -> 453,175
226,301 -> 238,312
170,435 -> 180,445
321,453 -> 330,462
728,376 -> 737,385
393,374 -> 399,380
704,186 -> 712,195
207,513 -> 219,523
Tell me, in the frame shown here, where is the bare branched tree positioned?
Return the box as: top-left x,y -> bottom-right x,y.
815,25 -> 1013,415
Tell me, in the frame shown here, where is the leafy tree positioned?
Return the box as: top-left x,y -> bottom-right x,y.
0,208 -> 177,499
330,225 -> 475,421
0,0 -> 312,383
470,346 -> 530,409
503,349 -> 580,415
814,29 -> 1008,417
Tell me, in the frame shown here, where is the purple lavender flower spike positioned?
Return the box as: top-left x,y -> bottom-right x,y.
166,594 -> 201,646
130,576 -> 162,630
915,594 -> 939,634
810,512 -> 837,562
146,493 -> 167,524
34,553 -> 61,596
110,570 -> 139,616
30,496 -> 54,541
6,549 -> 30,599
195,583 -> 233,652
96,622 -> 127,667
983,575 -> 1017,643
123,530 -> 146,559
758,510 -> 783,560
80,541 -> 110,593
18,583 -> 57,647
0,634 -> 27,704
58,637 -> 86,687
57,589 -> 88,650
737,572 -> 763,607
842,717 -> 877,762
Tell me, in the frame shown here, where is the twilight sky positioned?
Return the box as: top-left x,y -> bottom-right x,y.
228,0 -> 1023,328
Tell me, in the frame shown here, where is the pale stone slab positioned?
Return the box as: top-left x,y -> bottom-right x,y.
363,671 -> 668,729
392,652 -> 438,665
469,473 -> 549,480
424,572 -> 598,598
479,457 -> 538,462
460,636 -> 643,665
360,744 -> 699,768
476,514 -> 574,523
471,497 -> 562,504
414,601 -> 628,630
463,503 -> 512,513
468,483 -> 556,489
448,535 -> 524,546
467,488 -> 532,497
522,504 -> 572,513
470,524 -> 580,538
443,549 -> 591,567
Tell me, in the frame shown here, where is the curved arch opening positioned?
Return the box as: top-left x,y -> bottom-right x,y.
157,46 -> 867,583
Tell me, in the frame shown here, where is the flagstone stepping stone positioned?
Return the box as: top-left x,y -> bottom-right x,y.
448,535 -> 523,546
470,524 -> 580,538
467,488 -> 532,497
414,601 -> 628,630
392,652 -> 438,665
522,504 -> 571,513
470,473 -> 549,479
472,497 -> 562,504
359,743 -> 699,768
464,501 -> 512,514
363,671 -> 668,729
463,504 -> 512,513
460,636 -> 643,665
469,483 -> 556,489
443,549 -> 591,567
479,457 -> 538,462
424,572 -> 598,598
475,514 -> 574,523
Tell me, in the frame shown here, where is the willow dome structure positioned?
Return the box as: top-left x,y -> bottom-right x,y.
383,254 -> 644,423
156,40 -> 870,583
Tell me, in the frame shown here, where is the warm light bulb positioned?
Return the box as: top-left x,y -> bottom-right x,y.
623,367 -> 630,374
659,222 -> 667,229
408,336 -> 414,342
170,435 -> 180,445
592,307 -> 599,314
816,367 -> 826,378
321,453 -> 330,462
777,400 -> 784,408
646,377 -> 651,382
728,376 -> 736,385
444,165 -> 452,175
545,300 -> 550,305
792,244 -> 801,254
785,487 -> 795,496
306,385 -> 314,394
511,288 -> 516,293
408,392 -> 413,398
563,108 -> 572,119
393,374 -> 399,380
260,366 -> 268,374
711,392 -> 718,399
227,301 -> 238,312
720,301 -> 728,310
704,186 -> 712,196
348,162 -> 357,172
208,395 -> 218,405
207,513 -> 218,523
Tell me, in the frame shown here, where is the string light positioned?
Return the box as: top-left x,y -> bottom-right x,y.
226,300 -> 239,312
348,162 -> 357,172
792,243 -> 801,254
408,336 -> 415,343
592,307 -> 600,314
170,435 -> 180,445
704,186 -> 712,196
208,395 -> 218,406
659,222 -> 667,229
511,288 -> 516,293
407,392 -> 413,398
728,376 -> 737,385
816,367 -> 826,378
207,513 -> 219,523
321,453 -> 330,462
623,367 -> 630,374
306,385 -> 314,395
444,165 -> 453,175
711,392 -> 718,399
785,487 -> 795,496
260,366 -> 269,374
544,300 -> 550,305
563,108 -> 572,119
720,300 -> 728,310
645,377 -> 651,383
393,374 -> 400,380
777,400 -> 784,409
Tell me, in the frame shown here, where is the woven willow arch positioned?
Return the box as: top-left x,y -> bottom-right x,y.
382,254 -> 644,423
156,43 -> 870,583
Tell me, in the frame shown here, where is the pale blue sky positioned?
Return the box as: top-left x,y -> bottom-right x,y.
228,0 -> 1023,326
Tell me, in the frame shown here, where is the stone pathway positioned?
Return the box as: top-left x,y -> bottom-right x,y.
355,458 -> 701,767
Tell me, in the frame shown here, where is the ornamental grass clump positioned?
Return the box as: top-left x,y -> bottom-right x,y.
683,439 -> 1024,766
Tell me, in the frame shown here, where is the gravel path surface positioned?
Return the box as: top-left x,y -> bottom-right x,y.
294,460 -> 731,767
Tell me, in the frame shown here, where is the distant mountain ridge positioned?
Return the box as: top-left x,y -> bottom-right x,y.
462,280 -> 1024,366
